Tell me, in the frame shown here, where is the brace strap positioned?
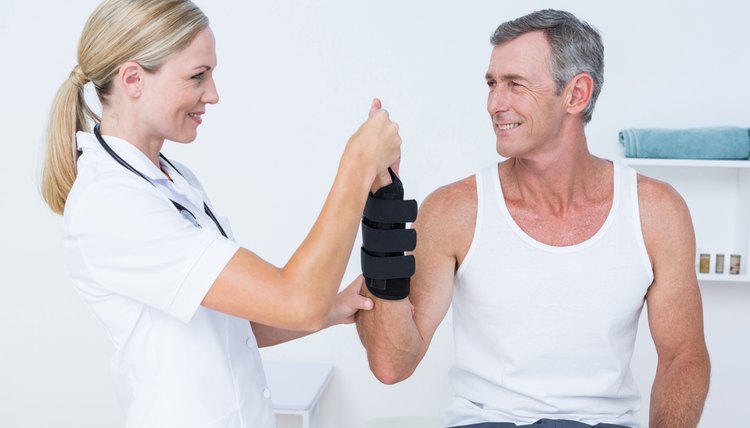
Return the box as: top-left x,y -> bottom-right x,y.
363,196 -> 417,224
361,250 -> 415,280
361,223 -> 416,253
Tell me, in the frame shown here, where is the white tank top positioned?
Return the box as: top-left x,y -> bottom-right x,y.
445,162 -> 653,428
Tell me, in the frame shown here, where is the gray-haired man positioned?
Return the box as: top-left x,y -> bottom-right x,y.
356,9 -> 709,428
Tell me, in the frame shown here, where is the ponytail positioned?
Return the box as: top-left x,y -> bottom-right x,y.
41,66 -> 99,215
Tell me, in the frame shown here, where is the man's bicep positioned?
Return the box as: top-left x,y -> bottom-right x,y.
408,193 -> 464,347
647,270 -> 706,360
643,181 -> 706,359
410,249 -> 455,347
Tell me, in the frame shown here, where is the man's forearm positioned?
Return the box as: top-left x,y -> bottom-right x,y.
356,288 -> 425,384
650,352 -> 710,428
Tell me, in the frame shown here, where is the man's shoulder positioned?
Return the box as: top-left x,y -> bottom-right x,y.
636,173 -> 689,216
414,174 -> 478,260
635,172 -> 693,246
421,174 -> 477,216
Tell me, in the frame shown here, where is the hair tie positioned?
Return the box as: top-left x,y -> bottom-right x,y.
69,64 -> 90,86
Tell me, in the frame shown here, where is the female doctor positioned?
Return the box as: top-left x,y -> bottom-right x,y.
40,0 -> 401,426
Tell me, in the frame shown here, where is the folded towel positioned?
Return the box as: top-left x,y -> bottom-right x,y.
619,127 -> 750,159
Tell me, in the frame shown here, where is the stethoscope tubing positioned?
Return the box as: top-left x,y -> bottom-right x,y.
93,123 -> 228,238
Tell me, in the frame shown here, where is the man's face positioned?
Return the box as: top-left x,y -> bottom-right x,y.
485,31 -> 568,158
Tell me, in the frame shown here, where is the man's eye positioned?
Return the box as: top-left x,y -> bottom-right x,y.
487,80 -> 496,88
192,73 -> 205,80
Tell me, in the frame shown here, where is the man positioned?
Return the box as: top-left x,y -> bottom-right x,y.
356,9 -> 710,428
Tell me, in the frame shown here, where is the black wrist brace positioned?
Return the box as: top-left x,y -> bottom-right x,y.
360,168 -> 417,300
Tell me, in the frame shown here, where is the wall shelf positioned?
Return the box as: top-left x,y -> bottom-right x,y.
622,158 -> 750,168
620,157 -> 749,286
697,273 -> 750,284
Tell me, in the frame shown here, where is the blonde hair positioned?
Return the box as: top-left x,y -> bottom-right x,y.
41,0 -> 208,214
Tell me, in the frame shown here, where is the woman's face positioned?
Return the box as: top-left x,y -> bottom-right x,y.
139,27 -> 219,145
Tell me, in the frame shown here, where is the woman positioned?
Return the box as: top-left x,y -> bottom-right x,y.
40,0 -> 401,426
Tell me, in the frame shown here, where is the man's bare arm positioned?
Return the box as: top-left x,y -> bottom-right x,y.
356,179 -> 475,384
639,176 -> 710,428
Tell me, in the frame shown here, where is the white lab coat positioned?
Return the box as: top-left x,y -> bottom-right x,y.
64,131 -> 275,427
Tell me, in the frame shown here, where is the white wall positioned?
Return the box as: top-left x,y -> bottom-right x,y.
2,0 -> 749,427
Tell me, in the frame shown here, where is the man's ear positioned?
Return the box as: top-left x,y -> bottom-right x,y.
117,61 -> 146,98
564,72 -> 594,116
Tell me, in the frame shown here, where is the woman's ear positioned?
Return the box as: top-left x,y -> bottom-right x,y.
564,72 -> 594,117
117,61 -> 146,98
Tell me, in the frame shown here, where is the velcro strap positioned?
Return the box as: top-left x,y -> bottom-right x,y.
361,248 -> 415,280
366,277 -> 410,300
361,223 -> 416,253
363,196 -> 417,224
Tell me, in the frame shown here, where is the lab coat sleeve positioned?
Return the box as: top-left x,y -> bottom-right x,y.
65,177 -> 240,323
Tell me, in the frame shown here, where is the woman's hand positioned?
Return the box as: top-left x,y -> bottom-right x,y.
324,276 -> 373,327
345,98 -> 402,187
368,99 -> 401,192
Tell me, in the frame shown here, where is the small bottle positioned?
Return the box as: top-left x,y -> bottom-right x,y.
699,253 -> 710,274
729,254 -> 741,275
715,254 -> 725,274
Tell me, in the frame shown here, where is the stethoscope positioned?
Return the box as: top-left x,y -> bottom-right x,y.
93,123 -> 228,238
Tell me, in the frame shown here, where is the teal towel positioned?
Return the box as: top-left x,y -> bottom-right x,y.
619,127 -> 750,159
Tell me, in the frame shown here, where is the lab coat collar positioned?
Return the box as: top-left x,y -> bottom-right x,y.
76,131 -> 171,182
159,159 -> 207,211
